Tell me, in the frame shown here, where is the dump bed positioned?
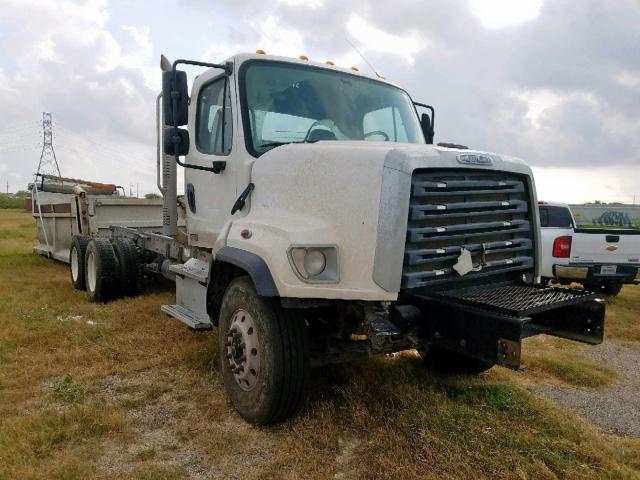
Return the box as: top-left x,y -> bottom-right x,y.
32,189 -> 172,263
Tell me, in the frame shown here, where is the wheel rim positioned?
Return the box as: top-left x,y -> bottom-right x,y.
87,250 -> 97,292
224,309 -> 261,391
70,246 -> 79,282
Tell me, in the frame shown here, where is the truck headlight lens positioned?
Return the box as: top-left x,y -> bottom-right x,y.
304,249 -> 326,276
288,246 -> 339,283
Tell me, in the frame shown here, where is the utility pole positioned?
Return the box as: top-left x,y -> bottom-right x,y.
5,181 -> 8,194
36,112 -> 62,178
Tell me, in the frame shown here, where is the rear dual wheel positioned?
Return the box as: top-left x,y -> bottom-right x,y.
85,238 -> 119,303
70,235 -> 91,290
75,237 -> 141,302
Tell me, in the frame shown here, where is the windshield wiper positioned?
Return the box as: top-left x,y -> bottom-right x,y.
258,141 -> 305,151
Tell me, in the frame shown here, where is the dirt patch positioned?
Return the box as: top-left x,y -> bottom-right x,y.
533,341 -> 640,437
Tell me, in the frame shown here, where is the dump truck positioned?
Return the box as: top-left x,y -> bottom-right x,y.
33,52 -> 605,425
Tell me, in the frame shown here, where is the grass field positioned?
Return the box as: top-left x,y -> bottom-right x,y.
1,209 -> 639,479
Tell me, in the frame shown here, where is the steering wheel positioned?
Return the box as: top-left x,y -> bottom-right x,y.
303,119 -> 335,142
364,130 -> 390,141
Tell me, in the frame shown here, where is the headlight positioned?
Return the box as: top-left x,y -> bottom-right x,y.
288,246 -> 339,283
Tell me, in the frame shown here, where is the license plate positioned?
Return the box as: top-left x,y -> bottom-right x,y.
600,265 -> 617,275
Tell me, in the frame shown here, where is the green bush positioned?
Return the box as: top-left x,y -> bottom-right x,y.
0,194 -> 25,209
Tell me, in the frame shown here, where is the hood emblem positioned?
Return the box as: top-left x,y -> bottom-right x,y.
457,153 -> 493,166
606,245 -> 618,252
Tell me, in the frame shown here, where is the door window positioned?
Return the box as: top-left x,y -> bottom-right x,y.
196,77 -> 232,154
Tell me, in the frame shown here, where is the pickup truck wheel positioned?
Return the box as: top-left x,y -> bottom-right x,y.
218,276 -> 309,425
111,238 -> 141,297
70,235 -> 91,290
419,345 -> 494,375
596,282 -> 623,296
85,238 -> 119,303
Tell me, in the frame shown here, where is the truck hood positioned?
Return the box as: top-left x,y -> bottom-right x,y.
225,140 -> 538,301
257,140 -> 533,178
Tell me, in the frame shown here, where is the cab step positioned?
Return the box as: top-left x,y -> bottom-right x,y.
161,304 -> 212,330
162,258 -> 212,330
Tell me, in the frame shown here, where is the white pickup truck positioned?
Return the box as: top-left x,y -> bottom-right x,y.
539,201 -> 640,295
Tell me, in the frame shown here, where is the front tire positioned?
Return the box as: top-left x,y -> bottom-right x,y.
419,345 -> 494,375
218,276 -> 309,425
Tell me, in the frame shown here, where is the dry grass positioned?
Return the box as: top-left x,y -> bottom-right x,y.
1,209 -> 639,479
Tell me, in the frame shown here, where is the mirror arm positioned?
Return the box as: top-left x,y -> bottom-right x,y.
169,59 -> 232,174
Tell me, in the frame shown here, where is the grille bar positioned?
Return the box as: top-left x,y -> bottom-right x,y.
411,200 -> 527,221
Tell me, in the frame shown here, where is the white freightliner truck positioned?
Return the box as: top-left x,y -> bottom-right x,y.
39,52 -> 606,425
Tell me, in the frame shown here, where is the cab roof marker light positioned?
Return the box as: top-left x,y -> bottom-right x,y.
325,60 -> 335,65
255,49 -> 266,55
299,55 -> 309,61
351,66 -> 359,71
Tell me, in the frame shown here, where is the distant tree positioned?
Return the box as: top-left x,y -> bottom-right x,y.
144,193 -> 161,199
14,190 -> 31,197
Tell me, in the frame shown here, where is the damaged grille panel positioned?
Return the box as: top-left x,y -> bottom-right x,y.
402,170 -> 535,289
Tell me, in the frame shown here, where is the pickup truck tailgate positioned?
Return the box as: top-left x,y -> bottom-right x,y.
571,228 -> 640,264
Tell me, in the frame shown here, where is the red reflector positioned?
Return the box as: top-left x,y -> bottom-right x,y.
552,236 -> 572,258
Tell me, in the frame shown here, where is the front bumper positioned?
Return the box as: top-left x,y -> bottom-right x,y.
554,263 -> 639,284
408,283 -> 605,370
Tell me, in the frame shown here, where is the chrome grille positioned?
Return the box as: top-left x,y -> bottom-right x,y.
402,170 -> 535,289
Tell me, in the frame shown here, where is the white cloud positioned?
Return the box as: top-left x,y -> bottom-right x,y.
346,15 -> 424,65
469,0 -> 543,28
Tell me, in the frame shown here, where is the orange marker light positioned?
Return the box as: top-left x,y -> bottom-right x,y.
255,49 -> 266,55
299,55 -> 309,61
325,60 -> 335,65
351,66 -> 359,71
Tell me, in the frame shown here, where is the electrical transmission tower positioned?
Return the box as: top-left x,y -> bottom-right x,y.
36,112 -> 61,178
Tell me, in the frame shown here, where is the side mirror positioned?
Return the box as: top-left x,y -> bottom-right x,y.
414,102 -> 435,145
163,127 -> 189,156
420,112 -> 434,144
162,70 -> 189,126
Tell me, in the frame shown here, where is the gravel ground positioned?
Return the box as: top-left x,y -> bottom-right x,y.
533,341 -> 640,437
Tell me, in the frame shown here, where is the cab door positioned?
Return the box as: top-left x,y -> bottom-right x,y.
185,72 -> 237,247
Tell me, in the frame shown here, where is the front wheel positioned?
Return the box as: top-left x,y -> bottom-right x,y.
218,276 -> 309,425
419,345 -> 494,375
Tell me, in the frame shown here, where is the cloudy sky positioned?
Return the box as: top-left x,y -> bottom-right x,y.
0,0 -> 638,202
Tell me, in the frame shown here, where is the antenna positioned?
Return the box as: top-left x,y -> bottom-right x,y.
36,112 -> 62,178
345,36 -> 382,78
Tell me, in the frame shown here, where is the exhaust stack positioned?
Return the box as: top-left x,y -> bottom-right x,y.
158,54 -> 178,237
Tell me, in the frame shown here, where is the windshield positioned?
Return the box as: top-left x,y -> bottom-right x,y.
241,61 -> 424,156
